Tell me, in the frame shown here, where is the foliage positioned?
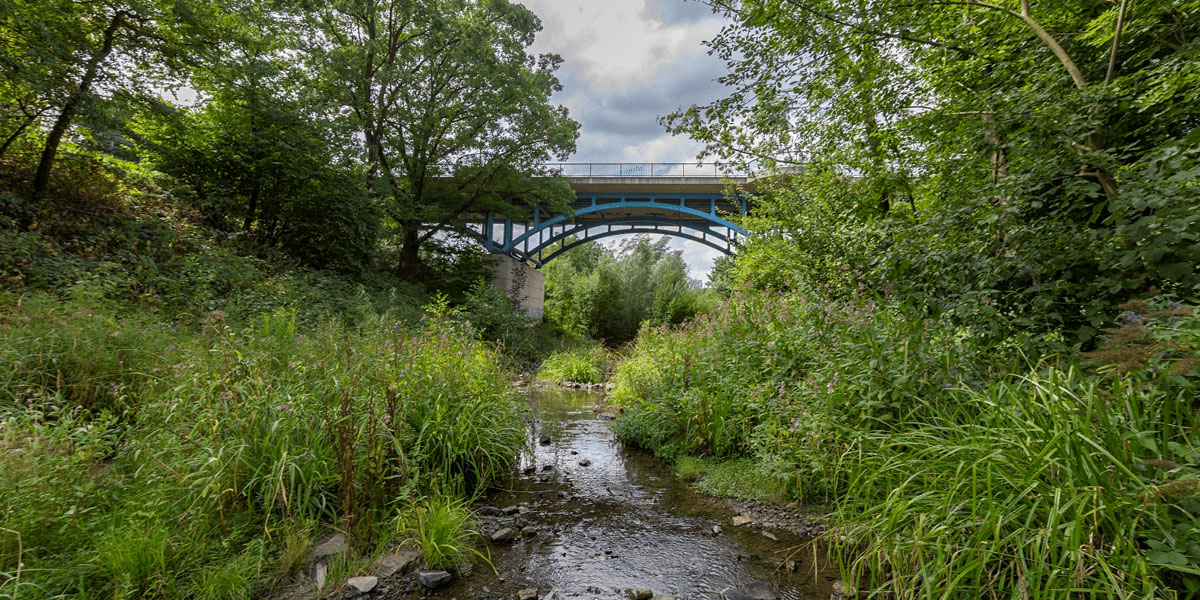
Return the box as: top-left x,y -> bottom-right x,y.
300,0 -> 578,274
138,60 -> 382,273
669,0 -> 1200,342
395,496 -> 488,571
612,289 -> 1200,597
0,292 -> 524,598
543,235 -> 718,345
537,345 -> 607,384
0,0 -> 228,204
832,367 -> 1199,598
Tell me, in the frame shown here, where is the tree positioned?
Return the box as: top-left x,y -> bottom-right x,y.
0,0 -> 224,207
543,236 -> 714,344
137,6 -> 381,273
669,0 -> 1200,337
302,0 -> 579,276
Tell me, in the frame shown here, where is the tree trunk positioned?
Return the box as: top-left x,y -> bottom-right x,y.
244,179 -> 260,231
30,11 -> 126,203
397,224 -> 421,277
0,109 -> 41,161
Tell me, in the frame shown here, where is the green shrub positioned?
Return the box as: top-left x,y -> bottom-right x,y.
0,289 -> 182,413
611,290 -> 1200,596
537,345 -> 607,383
192,547 -> 263,600
832,364 -> 1200,597
675,456 -> 706,482
395,496 -> 488,571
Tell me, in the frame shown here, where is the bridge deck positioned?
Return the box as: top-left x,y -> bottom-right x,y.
457,165 -> 755,265
567,175 -> 753,195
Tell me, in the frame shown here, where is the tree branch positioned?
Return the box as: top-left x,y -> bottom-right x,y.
1104,0 -> 1130,87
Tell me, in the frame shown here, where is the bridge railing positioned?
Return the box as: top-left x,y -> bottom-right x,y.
543,163 -> 746,178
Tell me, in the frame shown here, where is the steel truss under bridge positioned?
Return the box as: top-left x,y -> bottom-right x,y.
459,163 -> 753,266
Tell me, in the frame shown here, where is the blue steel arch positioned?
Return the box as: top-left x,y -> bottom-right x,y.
535,227 -> 732,265
525,216 -> 734,261
464,192 -> 748,266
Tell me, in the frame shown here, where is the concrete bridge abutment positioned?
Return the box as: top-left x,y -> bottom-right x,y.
485,254 -> 544,321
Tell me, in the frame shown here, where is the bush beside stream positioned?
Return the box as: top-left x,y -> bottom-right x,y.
611,291 -> 1200,597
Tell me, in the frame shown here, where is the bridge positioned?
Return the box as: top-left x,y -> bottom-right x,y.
459,163 -> 756,320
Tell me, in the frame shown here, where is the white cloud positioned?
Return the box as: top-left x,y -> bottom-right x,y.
519,0 -> 732,279
523,0 -> 722,92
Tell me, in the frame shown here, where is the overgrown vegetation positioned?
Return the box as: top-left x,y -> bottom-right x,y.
537,345 -> 608,384
0,287 -> 524,598
606,2 -> 1200,597
614,291 -> 1200,596
542,236 -> 718,345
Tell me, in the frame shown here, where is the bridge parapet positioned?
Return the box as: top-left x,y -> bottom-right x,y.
545,162 -> 746,178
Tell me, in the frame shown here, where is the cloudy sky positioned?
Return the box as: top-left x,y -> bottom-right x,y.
520,0 -> 732,281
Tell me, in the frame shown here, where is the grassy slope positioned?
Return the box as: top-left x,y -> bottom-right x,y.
0,154 -> 528,598
611,291 -> 1200,598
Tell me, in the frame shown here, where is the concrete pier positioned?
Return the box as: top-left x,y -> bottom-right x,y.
486,254 -> 544,321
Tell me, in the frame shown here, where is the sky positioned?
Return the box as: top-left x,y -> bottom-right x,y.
519,0 -> 732,281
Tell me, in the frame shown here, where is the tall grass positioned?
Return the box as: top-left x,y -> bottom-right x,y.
611,291 -> 1200,597
395,496 -> 489,570
833,368 -> 1188,598
0,293 -> 525,598
537,345 -> 608,383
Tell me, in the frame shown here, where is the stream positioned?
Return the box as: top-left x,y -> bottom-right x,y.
438,387 -> 838,600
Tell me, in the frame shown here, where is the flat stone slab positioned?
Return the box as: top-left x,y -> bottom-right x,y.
417,569 -> 452,589
372,549 -> 419,579
346,576 -> 378,593
312,532 -> 347,559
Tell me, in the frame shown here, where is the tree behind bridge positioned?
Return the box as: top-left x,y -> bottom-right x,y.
301,0 -> 579,276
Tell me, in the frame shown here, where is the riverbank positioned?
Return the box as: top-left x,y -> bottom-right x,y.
609,290 -> 1200,597
0,290 -> 530,599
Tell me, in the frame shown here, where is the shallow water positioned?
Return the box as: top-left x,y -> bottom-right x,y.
439,387 -> 837,600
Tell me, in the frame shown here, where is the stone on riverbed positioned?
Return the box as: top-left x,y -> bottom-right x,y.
721,582 -> 777,600
628,588 -> 652,600
712,525 -> 722,535
731,515 -> 754,527
744,581 -> 777,600
372,549 -> 419,579
579,459 -> 592,467
831,580 -> 855,597
539,433 -> 552,445
501,505 -> 520,516
490,527 -> 515,543
346,576 -> 377,594
312,561 -> 328,590
517,587 -> 538,600
417,570 -> 451,589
